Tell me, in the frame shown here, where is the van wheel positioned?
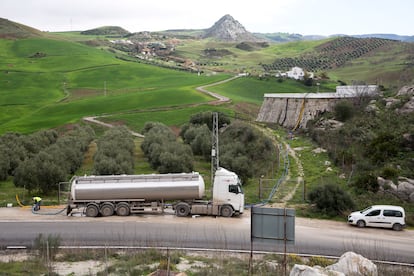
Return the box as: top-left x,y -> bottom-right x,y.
392,223 -> 402,231
356,220 -> 366,228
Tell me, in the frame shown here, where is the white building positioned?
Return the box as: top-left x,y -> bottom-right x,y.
276,67 -> 313,80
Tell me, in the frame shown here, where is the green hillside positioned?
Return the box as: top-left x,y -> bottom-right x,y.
0,37 -> 230,134
0,18 -> 44,39
2,17 -> 413,135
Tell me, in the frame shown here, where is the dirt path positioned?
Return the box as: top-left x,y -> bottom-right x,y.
279,143 -> 304,203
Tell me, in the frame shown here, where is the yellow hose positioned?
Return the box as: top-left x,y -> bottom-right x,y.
15,194 -> 27,208
293,98 -> 306,131
16,194 -> 65,209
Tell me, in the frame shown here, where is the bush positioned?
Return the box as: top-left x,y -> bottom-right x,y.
353,172 -> 379,192
34,233 -> 61,261
307,256 -> 335,267
334,100 -> 354,122
308,183 -> 355,216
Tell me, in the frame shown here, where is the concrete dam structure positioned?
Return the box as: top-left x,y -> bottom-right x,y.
256,85 -> 378,129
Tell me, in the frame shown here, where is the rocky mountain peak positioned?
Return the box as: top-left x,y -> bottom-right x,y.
203,14 -> 258,42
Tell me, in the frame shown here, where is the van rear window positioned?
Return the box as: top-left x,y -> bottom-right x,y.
383,210 -> 403,217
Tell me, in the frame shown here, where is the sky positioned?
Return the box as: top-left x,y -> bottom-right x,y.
1,0 -> 413,36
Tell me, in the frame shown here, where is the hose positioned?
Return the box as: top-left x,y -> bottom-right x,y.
31,205 -> 67,215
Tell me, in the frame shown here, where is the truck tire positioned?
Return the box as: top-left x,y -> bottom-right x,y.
220,205 -> 234,217
116,203 -> 130,216
85,204 -> 99,217
100,203 -> 115,217
176,203 -> 190,217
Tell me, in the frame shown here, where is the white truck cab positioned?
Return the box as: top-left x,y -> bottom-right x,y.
212,167 -> 244,216
348,205 -> 405,231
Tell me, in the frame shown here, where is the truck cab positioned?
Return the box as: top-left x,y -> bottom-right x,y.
212,167 -> 244,216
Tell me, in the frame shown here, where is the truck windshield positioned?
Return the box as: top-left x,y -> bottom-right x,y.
238,184 -> 243,194
229,183 -> 243,194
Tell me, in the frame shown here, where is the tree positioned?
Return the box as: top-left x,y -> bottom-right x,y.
219,121 -> 276,182
189,111 -> 230,130
308,184 -> 355,216
141,122 -> 194,173
93,126 -> 134,175
13,126 -> 95,193
0,146 -> 10,180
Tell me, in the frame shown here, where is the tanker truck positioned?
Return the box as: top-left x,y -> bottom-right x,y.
66,167 -> 244,217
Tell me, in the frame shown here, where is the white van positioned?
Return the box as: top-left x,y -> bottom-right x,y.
347,205 -> 405,231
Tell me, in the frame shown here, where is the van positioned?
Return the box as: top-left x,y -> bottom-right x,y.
347,205 -> 405,231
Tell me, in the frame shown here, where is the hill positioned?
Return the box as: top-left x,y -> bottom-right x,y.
0,18 -> 44,39
261,36 -> 401,72
81,26 -> 130,37
203,14 -> 259,42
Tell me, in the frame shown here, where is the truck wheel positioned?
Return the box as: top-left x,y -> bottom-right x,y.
116,203 -> 130,216
176,203 -> 190,217
392,223 -> 403,231
85,204 -> 99,217
220,205 -> 234,217
100,203 -> 115,217
356,220 -> 366,228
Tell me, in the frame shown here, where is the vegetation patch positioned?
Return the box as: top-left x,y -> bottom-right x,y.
262,37 -> 399,72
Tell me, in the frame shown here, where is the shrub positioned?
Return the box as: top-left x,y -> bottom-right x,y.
307,256 -> 335,267
308,183 -> 355,216
353,172 -> 379,192
381,166 -> 399,179
334,100 -> 354,122
34,233 -> 61,261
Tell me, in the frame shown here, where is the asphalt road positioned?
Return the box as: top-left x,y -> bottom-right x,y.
0,207 -> 413,263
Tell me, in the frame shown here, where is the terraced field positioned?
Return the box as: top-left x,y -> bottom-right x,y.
262,37 -> 400,72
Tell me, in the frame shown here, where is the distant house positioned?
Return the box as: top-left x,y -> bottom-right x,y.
276,66 -> 313,80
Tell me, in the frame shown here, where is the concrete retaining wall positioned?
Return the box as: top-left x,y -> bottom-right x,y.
256,96 -> 337,129
256,86 -> 378,129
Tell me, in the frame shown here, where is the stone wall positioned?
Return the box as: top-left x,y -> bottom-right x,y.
256,96 -> 338,129
256,85 -> 378,129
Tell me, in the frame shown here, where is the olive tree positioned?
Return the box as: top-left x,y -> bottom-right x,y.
141,122 -> 194,173
93,126 -> 135,175
13,125 -> 95,193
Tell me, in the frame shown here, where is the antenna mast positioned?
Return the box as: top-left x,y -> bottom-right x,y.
211,112 -> 219,188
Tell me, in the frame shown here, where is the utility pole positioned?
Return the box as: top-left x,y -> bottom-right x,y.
211,112 -> 219,193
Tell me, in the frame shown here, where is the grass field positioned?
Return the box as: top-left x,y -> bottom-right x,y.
0,37 -> 232,134
0,35 -> 340,134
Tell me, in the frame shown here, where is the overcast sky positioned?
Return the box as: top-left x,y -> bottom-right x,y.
1,0 -> 413,36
